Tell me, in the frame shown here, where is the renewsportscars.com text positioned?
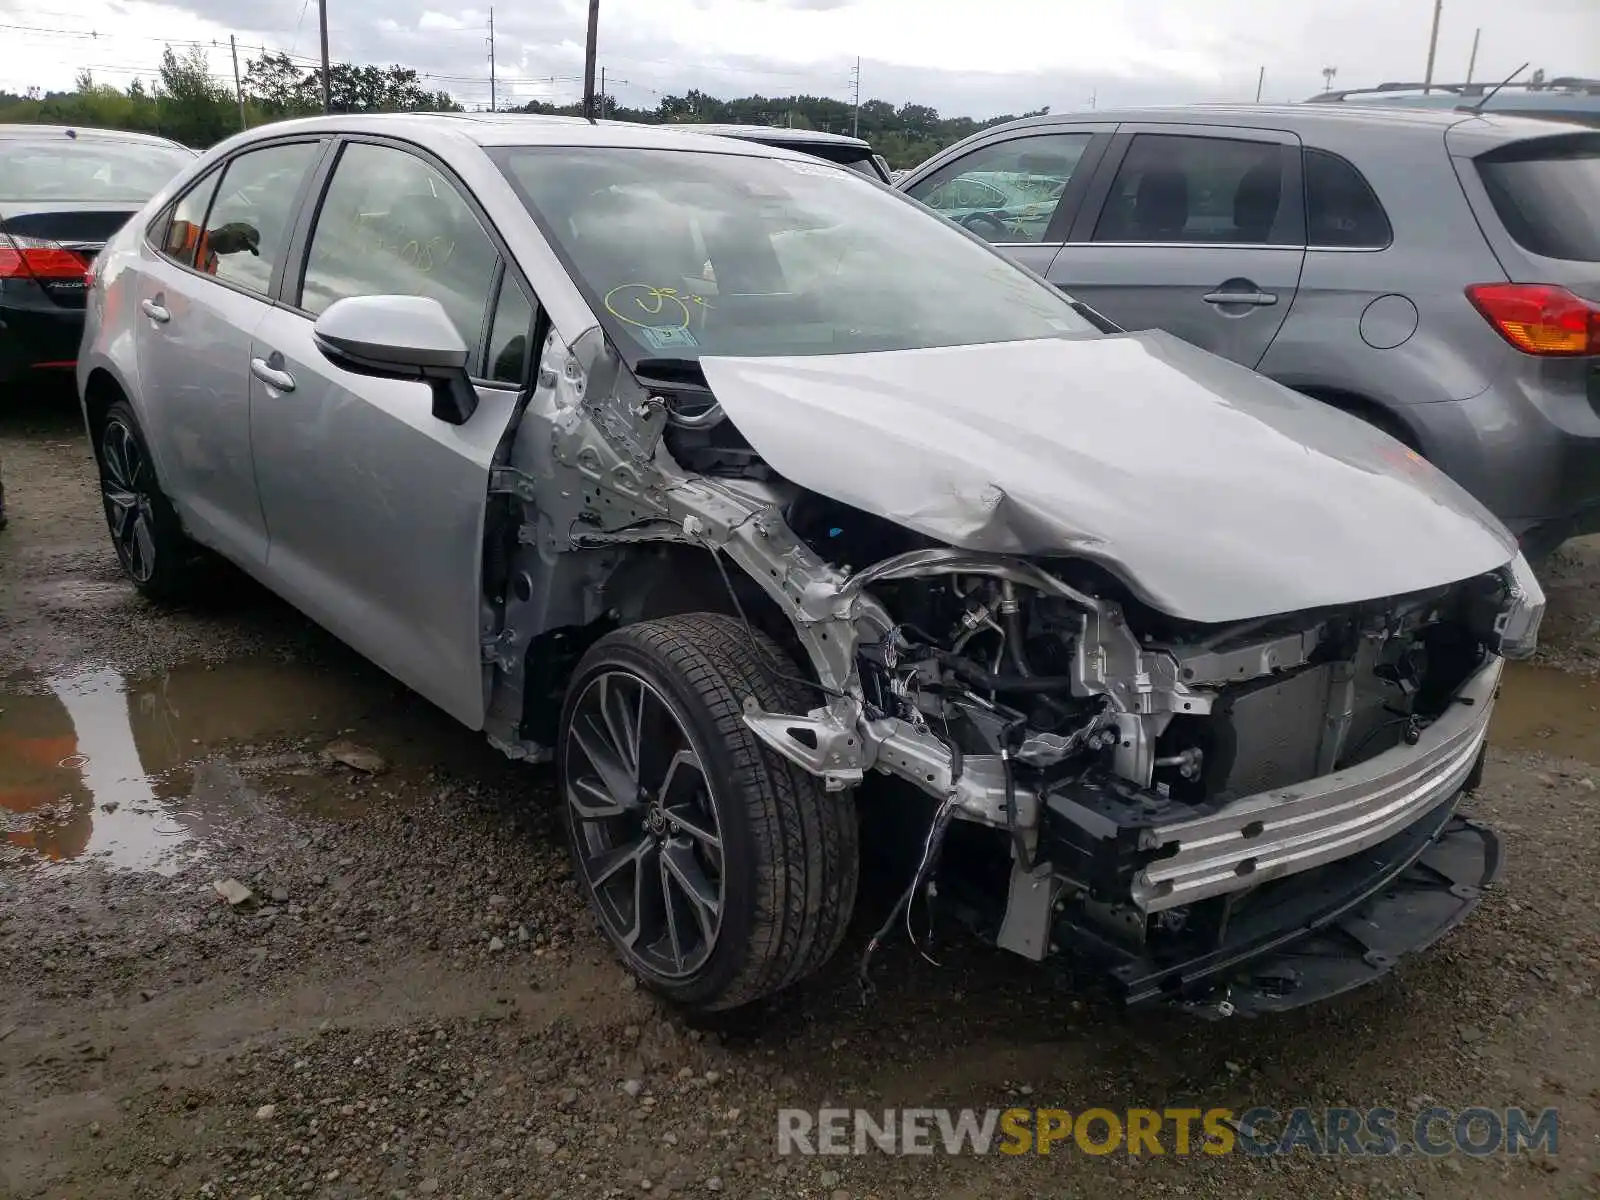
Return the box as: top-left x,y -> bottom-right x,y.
777,1106 -> 1560,1157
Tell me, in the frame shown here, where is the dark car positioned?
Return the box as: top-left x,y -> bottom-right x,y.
650,122 -> 893,182
0,124 -> 194,386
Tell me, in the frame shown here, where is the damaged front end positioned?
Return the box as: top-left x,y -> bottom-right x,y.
742,540 -> 1536,1015
481,324 -> 1545,1016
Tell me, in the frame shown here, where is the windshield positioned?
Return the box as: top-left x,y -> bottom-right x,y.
492,146 -> 1095,364
0,138 -> 193,203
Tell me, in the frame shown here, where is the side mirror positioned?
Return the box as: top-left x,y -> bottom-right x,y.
312,294 -> 478,425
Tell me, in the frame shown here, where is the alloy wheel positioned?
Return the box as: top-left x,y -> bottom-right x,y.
564,670 -> 725,980
100,418 -> 157,584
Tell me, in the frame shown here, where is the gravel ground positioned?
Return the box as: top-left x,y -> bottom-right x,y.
2,387 -> 1598,1199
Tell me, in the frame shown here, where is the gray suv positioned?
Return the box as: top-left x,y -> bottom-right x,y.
898,105 -> 1600,557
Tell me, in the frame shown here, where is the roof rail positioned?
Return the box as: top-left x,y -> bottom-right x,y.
1309,77 -> 1600,102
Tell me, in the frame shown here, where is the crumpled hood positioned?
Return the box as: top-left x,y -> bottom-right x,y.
696,330 -> 1517,624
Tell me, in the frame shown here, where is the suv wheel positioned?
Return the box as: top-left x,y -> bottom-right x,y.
96,400 -> 207,602
558,614 -> 859,1011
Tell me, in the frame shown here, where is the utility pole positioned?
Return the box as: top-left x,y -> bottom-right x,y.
600,67 -> 606,118
582,0 -> 600,121
1255,65 -> 1265,102
488,8 -> 496,111
318,0 -> 332,112
1422,0 -> 1443,93
851,57 -> 861,139
1321,65 -> 1338,94
1466,26 -> 1481,84
230,34 -> 246,129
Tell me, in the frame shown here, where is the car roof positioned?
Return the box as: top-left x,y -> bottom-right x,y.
968,102 -> 1588,146
0,123 -> 191,150
216,111 -> 831,158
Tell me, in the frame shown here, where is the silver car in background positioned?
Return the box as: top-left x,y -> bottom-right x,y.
898,105 -> 1600,558
79,113 -> 1543,1017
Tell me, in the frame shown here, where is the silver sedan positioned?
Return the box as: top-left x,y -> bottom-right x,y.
79,114 -> 1541,1016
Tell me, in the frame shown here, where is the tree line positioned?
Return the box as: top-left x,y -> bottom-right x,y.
0,47 -> 461,148
519,91 -> 1049,168
0,45 -> 1045,168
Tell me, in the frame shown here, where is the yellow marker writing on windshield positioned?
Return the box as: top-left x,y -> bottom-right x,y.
604,283 -> 711,332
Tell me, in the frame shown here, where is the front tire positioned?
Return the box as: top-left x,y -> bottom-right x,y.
558,614 -> 859,1011
96,400 -> 206,602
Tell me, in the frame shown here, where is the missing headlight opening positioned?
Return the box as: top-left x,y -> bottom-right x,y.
476,325 -> 1542,1018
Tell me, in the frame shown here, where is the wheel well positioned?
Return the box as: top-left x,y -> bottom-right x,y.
516,544 -> 819,744
83,369 -> 127,444
1293,385 -> 1423,453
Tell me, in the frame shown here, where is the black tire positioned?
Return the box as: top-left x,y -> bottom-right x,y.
95,400 -> 207,602
558,613 -> 859,1011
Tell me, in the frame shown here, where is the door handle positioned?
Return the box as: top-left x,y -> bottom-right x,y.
1202,290 -> 1278,307
250,356 -> 296,392
140,298 -> 170,323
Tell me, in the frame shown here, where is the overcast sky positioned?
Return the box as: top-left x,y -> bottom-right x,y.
2,0 -> 1597,118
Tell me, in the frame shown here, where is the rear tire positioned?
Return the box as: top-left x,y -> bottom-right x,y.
95,400 -> 208,602
558,613 -> 859,1011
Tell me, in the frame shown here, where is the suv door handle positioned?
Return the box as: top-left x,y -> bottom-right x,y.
140,298 -> 170,323
250,356 -> 296,392
1202,290 -> 1278,307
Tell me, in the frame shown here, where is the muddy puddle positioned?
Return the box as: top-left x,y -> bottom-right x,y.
4,645 -> 1581,874
1491,659 -> 1600,764
0,656 -> 439,873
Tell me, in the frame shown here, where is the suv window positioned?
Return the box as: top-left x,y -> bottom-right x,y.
200,142 -> 321,295
300,142 -> 501,346
157,170 -> 222,267
1094,134 -> 1301,246
1304,149 -> 1392,249
905,133 -> 1093,243
1476,134 -> 1600,262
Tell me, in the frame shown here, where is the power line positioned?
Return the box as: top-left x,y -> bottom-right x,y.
288,0 -> 312,57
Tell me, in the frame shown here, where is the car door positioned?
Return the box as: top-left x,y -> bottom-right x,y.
900,126 -> 1114,278
1050,125 -> 1307,369
132,139 -> 326,568
248,138 -> 538,729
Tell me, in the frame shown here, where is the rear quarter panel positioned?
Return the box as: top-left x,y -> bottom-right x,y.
1257,121 -> 1515,416
74,142 -> 216,442
75,218 -> 153,441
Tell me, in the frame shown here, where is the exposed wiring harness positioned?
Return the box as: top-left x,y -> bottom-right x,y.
1000,715 -> 1035,874
857,730 -> 964,1003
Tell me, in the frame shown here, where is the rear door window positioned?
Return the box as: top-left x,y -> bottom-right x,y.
157,171 -> 222,267
1092,134 -> 1302,246
1476,134 -> 1600,261
199,141 -> 322,295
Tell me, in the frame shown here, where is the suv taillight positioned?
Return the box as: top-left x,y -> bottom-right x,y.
1466,283 -> 1600,357
0,232 -> 90,281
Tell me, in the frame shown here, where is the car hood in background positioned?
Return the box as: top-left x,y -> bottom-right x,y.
696,331 -> 1517,624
